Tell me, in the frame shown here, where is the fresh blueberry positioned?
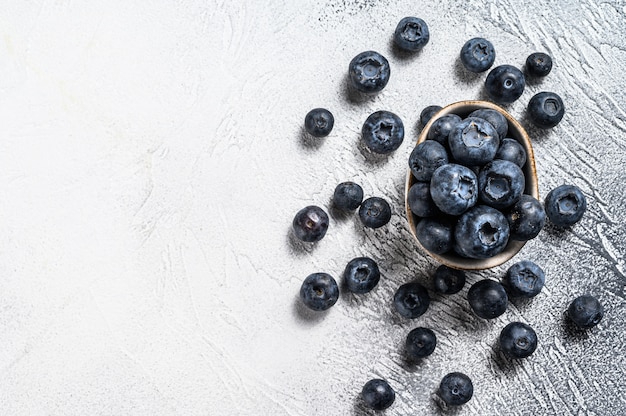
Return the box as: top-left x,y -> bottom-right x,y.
544,184 -> 586,228
292,205 -> 329,242
362,110 -> 404,154
460,37 -> 495,73
300,273 -> 339,311
362,379 -> 395,410
304,108 -> 334,137
393,281 -> 431,318
407,181 -> 439,217
448,117 -> 500,166
527,92 -> 565,128
405,327 -> 437,360
344,257 -> 380,294
348,51 -> 391,94
503,260 -> 545,298
333,182 -> 364,211
359,197 -> 392,228
499,322 -> 538,359
568,295 -> 604,329
506,195 -> 546,241
430,164 -> 478,216
526,52 -> 553,77
433,265 -> 466,295
427,114 -> 462,145
467,279 -> 508,319
394,17 -> 430,51
468,108 -> 508,142
409,140 -> 449,182
454,205 -> 510,259
438,372 -> 473,406
478,160 -> 525,209
420,105 -> 442,127
415,217 -> 454,254
495,138 -> 527,167
485,65 -> 525,104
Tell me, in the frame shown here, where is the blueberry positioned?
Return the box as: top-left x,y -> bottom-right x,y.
503,260 -> 545,298
478,160 -> 525,209
468,108 -> 508,141
304,108 -> 334,137
499,322 -> 538,359
526,52 -> 553,77
405,327 -> 437,360
527,91 -> 565,128
495,138 -> 527,167
438,372 -> 473,406
415,217 -> 454,254
348,51 -> 391,94
448,117 -> 500,166
407,181 -> 439,217
485,65 -> 525,104
420,105 -> 442,127
359,197 -> 392,228
433,265 -> 466,295
394,17 -> 430,51
333,182 -> 364,211
300,273 -> 339,311
362,110 -> 404,154
467,279 -> 508,319
460,37 -> 495,73
292,205 -> 329,242
362,379 -> 395,410
544,184 -> 586,227
427,114 -> 462,145
409,140 -> 449,182
506,195 -> 546,241
430,164 -> 478,216
344,257 -> 380,294
454,205 -> 510,259
568,295 -> 604,328
393,281 -> 430,318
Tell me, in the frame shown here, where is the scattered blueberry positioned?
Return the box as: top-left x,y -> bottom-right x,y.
300,273 -> 339,311
544,184 -> 586,227
362,110 -> 405,154
405,327 -> 437,360
455,205 -> 510,259
348,51 -> 391,94
394,17 -> 430,51
362,379 -> 395,410
485,65 -> 525,104
304,108 -> 334,137
438,372 -> 473,406
468,108 -> 508,140
527,91 -> 565,128
460,37 -> 495,73
526,52 -> 553,77
499,322 -> 538,359
420,105 -> 442,127
506,195 -> 546,241
292,205 -> 329,242
407,181 -> 439,217
415,217 -> 454,254
467,279 -> 508,319
448,117 -> 500,166
430,164 -> 478,216
503,260 -> 545,298
394,281 -> 431,319
409,140 -> 449,182
478,159 -> 525,209
568,295 -> 604,329
427,114 -> 462,145
333,182 -> 364,211
359,197 -> 392,228
433,265 -> 466,295
495,138 -> 527,168
344,257 -> 380,294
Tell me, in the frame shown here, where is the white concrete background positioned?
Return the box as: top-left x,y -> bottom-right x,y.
1,1 -> 625,415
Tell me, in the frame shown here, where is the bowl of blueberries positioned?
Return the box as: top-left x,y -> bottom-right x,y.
405,100 -> 541,270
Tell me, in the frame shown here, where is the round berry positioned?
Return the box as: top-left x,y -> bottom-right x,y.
460,37 -> 495,73
405,327 -> 437,360
506,195 -> 546,241
409,140 -> 449,182
495,138 -> 527,168
503,260 -> 545,298
438,372 -> 473,406
393,282 -> 430,319
292,205 -> 329,242
427,114 -> 462,145
430,164 -> 478,216
544,184 -> 586,228
478,159 -> 525,209
467,279 -> 508,319
394,16 -> 430,51
362,379 -> 395,410
343,257 -> 380,294
304,108 -> 334,137
448,117 -> 500,166
407,181 -> 439,218
362,110 -> 404,154
527,91 -> 565,128
348,51 -> 390,94
499,322 -> 538,359
568,295 -> 604,329
420,105 -> 442,127
433,265 -> 466,295
333,182 -> 364,211
468,108 -> 508,140
485,65 -> 525,104
526,52 -> 553,77
359,197 -> 392,228
454,205 -> 510,259
415,217 -> 454,254
300,273 -> 339,311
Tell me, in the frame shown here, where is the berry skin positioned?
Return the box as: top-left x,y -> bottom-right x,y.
544,184 -> 586,228
468,108 -> 508,140
527,92 -> 565,128
506,195 -> 546,241
496,138 -> 527,168
485,65 -> 525,104
333,182 -> 364,211
407,182 -> 439,217
568,295 -> 604,329
427,114 -> 462,145
526,52 -> 553,77
359,197 -> 392,228
304,108 -> 334,137
348,51 -> 391,94
430,164 -> 478,216
448,117 -> 500,166
292,205 -> 329,242
478,159 -> 525,209
420,105 -> 442,127
394,281 -> 431,318
503,260 -> 545,298
362,110 -> 405,154
343,257 -> 380,294
433,265 -> 466,295
405,327 -> 437,360
362,379 -> 395,410
455,205 -> 510,259
415,217 -> 454,254
460,37 -> 495,73
300,273 -> 339,311
438,372 -> 473,406
499,322 -> 538,359
467,279 -> 508,319
409,140 -> 449,182
394,17 -> 430,51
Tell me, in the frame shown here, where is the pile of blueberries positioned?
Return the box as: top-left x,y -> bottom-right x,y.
293,16 -> 604,412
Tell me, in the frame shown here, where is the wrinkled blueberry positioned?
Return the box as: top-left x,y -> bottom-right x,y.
362,110 -> 404,154
568,295 -> 604,329
527,91 -> 565,128
348,51 -> 391,94
407,181 -> 439,217
362,379 -> 395,410
406,327 -> 437,360
506,195 -> 546,241
485,65 -> 525,104
496,138 -> 527,168
526,52 -> 553,77
460,37 -> 495,73
304,108 -> 334,137
359,197 -> 392,228
449,117 -> 500,166
454,205 -> 510,259
433,265 -> 466,295
438,372 -> 473,406
394,281 -> 431,318
420,105 -> 442,127
415,217 -> 454,254
300,273 -> 339,311
467,279 -> 508,319
430,164 -> 478,216
478,160 -> 525,209
394,17 -> 430,51
344,257 -> 380,294
409,140 -> 449,182
333,182 -> 364,211
544,184 -> 586,228
503,260 -> 545,298
292,205 -> 329,242
468,108 -> 508,140
427,114 -> 462,145
499,322 -> 538,359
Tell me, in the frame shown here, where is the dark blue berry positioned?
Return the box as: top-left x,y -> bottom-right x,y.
407,182 -> 439,217
362,379 -> 395,410
460,38 -> 495,73
394,281 -> 430,318
478,159 -> 525,209
406,327 -> 437,360
496,138 -> 527,167
415,217 -> 454,254
359,197 -> 392,228
438,372 -> 473,406
503,260 -> 545,298
433,265 -> 466,295
427,114 -> 462,145
300,273 -> 339,311
527,91 -> 565,128
304,108 -> 334,137
467,279 -> 508,319
506,195 -> 546,241
485,65 -> 525,104
526,52 -> 552,77
454,205 -> 510,259
409,140 -> 449,182
333,182 -> 364,211
544,184 -> 586,228
362,110 -> 404,154
568,295 -> 604,328
344,257 -> 380,294
469,108 -> 508,141
348,51 -> 390,94
499,322 -> 538,359
420,105 -> 442,127
448,117 -> 500,166
430,164 -> 478,216
394,17 -> 430,51
292,205 -> 329,242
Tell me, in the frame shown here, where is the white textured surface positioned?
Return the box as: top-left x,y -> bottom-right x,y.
1,1 -> 625,415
